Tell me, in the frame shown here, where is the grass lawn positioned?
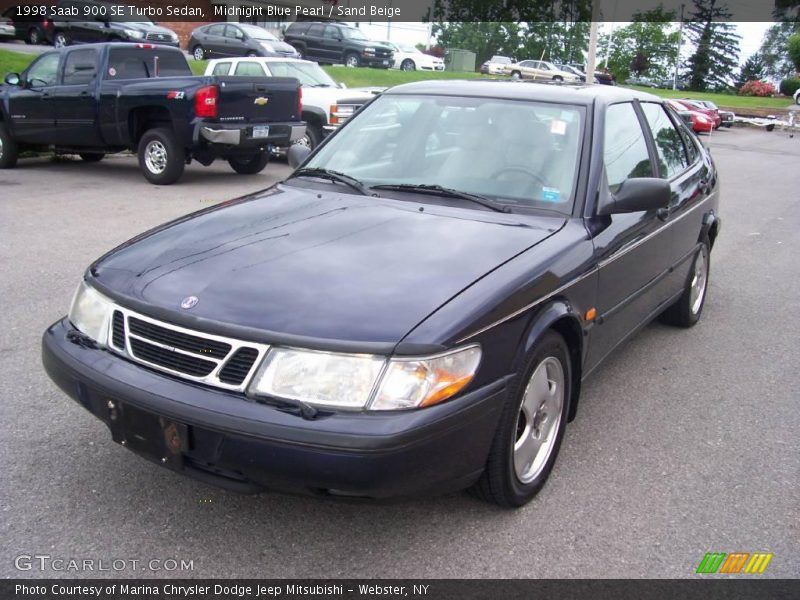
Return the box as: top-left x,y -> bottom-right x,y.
623,84 -> 793,111
0,49 -> 35,78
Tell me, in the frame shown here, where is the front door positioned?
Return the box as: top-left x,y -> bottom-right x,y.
52,47 -> 100,146
6,52 -> 61,144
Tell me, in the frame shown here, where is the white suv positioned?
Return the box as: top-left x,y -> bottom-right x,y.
205,57 -> 379,149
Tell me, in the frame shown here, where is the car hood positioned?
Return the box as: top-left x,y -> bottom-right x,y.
301,87 -> 374,107
126,23 -> 175,35
90,185 -> 564,346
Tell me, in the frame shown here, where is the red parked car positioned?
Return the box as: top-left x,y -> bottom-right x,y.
666,100 -> 714,134
672,99 -> 721,129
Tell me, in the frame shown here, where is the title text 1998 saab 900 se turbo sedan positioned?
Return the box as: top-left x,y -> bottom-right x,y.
42,81 -> 720,507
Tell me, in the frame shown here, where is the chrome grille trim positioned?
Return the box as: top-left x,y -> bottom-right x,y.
107,306 -> 269,393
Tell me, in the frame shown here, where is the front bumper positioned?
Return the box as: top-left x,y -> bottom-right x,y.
196,121 -> 306,149
42,318 -> 507,498
362,55 -> 393,68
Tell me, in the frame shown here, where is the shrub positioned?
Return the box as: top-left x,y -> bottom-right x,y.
779,78 -> 800,97
738,80 -> 777,97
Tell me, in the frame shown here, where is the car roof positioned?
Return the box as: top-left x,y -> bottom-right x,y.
207,56 -> 313,65
384,80 -> 662,107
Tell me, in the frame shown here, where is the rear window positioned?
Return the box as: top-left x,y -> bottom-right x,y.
106,48 -> 191,80
286,22 -> 309,35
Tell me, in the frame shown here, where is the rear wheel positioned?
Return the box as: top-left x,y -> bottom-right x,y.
510,70 -> 521,79
292,124 -> 321,151
228,152 -> 269,175
345,53 -> 361,68
472,330 -> 571,507
79,153 -> 104,163
137,128 -> 185,185
401,59 -> 415,71
0,122 -> 19,169
192,45 -> 205,61
553,75 -> 563,82
661,239 -> 710,327
26,28 -> 40,45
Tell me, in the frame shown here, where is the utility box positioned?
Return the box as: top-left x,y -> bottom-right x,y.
445,49 -> 477,72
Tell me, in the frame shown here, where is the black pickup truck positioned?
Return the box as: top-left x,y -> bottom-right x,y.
0,43 -> 305,184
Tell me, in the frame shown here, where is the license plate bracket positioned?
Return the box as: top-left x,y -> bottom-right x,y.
252,125 -> 270,139
109,402 -> 187,469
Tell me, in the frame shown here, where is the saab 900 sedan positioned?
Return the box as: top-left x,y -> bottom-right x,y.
42,81 -> 720,507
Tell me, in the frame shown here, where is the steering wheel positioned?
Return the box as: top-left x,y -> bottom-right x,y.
492,166 -> 547,188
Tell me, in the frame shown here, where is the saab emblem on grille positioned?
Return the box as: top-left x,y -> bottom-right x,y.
181,296 -> 199,309
254,97 -> 269,106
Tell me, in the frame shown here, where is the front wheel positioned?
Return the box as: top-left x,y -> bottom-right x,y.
553,75 -> 563,82
79,153 -> 104,163
192,45 -> 205,61
510,70 -> 521,79
661,239 -> 710,327
228,152 -> 269,175
53,31 -> 68,48
345,53 -> 361,68
0,122 -> 19,169
137,128 -> 185,185
400,59 -> 415,71
472,330 -> 571,507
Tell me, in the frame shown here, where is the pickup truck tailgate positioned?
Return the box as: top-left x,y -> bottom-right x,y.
215,76 -> 300,123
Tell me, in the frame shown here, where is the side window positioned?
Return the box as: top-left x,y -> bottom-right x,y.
207,24 -> 225,36
323,26 -> 339,40
641,102 -> 689,179
211,61 -> 231,76
603,102 -> 653,192
225,25 -> 244,40
62,49 -> 97,85
307,24 -> 324,37
25,53 -> 60,87
233,62 -> 266,77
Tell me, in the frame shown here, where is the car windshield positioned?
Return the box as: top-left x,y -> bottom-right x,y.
267,61 -> 337,87
239,25 -> 277,41
341,28 -> 368,41
398,44 -> 418,53
491,56 -> 511,64
303,94 -> 584,214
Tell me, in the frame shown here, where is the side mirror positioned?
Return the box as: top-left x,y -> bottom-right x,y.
597,177 -> 671,216
287,143 -> 312,169
4,72 -> 20,86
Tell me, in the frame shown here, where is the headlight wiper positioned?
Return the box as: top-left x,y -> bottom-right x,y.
371,183 -> 510,213
290,167 -> 375,197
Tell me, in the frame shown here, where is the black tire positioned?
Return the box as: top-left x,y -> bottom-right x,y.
510,70 -> 521,79
228,152 -> 269,175
192,45 -> 205,61
553,75 -> 563,82
137,128 -> 185,185
401,59 -> 415,71
0,122 -> 19,169
344,52 -> 361,68
660,239 -> 710,328
296,47 -> 306,60
79,153 -> 104,163
246,51 -> 257,57
26,28 -> 40,45
293,123 -> 321,151
53,31 -> 68,49
472,330 -> 571,507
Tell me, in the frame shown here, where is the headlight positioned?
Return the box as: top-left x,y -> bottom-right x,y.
124,29 -> 144,39
248,345 -> 481,410
68,280 -> 114,345
370,346 -> 481,410
363,47 -> 375,55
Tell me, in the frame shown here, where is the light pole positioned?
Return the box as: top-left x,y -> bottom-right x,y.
673,3 -> 685,91
586,0 -> 601,83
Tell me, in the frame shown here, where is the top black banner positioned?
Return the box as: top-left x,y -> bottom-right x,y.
0,0 -> 797,23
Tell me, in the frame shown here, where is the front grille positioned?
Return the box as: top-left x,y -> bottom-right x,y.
129,317 -> 230,359
219,347 -> 259,385
109,308 -> 269,392
146,33 -> 172,42
130,337 -> 217,377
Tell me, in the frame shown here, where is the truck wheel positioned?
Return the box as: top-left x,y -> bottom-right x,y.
79,153 -> 104,163
471,330 -> 571,507
53,32 -> 69,49
27,28 -> 40,45
138,128 -> 185,185
345,53 -> 361,68
293,124 -> 321,151
192,45 -> 205,61
228,152 -> 269,175
0,123 -> 19,169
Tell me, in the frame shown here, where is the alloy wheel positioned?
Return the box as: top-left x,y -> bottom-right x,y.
144,140 -> 168,175
690,246 -> 708,315
193,46 -> 204,61
54,33 -> 67,48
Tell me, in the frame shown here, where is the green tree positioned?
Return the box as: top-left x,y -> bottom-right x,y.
788,33 -> 800,73
684,0 -> 741,91
432,22 -> 523,66
734,53 -> 766,90
759,22 -> 800,80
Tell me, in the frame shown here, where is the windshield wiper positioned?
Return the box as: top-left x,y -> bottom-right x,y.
371,184 -> 510,213
290,168 -> 375,197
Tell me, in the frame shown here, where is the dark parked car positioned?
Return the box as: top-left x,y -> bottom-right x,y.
0,43 -> 304,183
283,21 -> 394,68
189,23 -> 298,61
42,82 -> 720,507
1,6 -> 55,44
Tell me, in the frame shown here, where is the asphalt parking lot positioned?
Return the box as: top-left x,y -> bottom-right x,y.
1,127 -> 798,579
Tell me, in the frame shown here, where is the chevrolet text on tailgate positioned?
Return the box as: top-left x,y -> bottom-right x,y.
0,42 -> 305,184
42,81 -> 720,507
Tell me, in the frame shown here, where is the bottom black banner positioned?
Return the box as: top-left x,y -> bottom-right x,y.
2,579 -> 798,600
